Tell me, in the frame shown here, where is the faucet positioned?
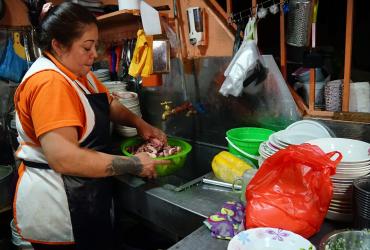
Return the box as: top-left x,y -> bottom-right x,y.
161,101 -> 197,120
161,101 -> 173,120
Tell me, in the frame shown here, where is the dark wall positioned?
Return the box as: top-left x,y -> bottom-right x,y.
217,0 -> 370,80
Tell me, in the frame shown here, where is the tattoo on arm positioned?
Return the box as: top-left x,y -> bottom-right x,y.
107,156 -> 143,176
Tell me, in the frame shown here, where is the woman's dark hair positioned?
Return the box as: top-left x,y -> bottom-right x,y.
36,2 -> 97,52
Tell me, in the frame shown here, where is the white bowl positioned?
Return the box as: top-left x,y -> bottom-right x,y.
228,227 -> 315,250
113,91 -> 138,100
307,138 -> 370,163
325,210 -> 353,222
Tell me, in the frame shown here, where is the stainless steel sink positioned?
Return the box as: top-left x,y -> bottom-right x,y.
153,140 -> 225,191
113,139 -> 228,241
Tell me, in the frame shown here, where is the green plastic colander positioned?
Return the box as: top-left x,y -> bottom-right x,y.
121,137 -> 192,176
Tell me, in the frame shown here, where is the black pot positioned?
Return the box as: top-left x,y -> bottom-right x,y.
0,165 -> 14,211
0,0 -> 5,20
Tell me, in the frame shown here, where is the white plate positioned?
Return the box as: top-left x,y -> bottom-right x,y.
339,161 -> 370,167
258,157 -> 265,167
286,120 -> 332,138
271,131 -> 291,145
334,171 -> 370,179
267,142 -> 281,151
274,130 -> 319,145
268,134 -> 287,150
330,202 -> 352,210
331,198 -> 352,205
228,227 -> 315,250
332,193 -> 352,201
258,151 -> 271,160
336,165 -> 370,172
332,182 -> 352,188
331,177 -> 355,182
326,210 -> 353,222
328,206 -> 352,214
258,142 -> 276,157
307,138 -> 370,163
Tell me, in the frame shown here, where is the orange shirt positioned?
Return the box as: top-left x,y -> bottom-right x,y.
14,52 -> 112,145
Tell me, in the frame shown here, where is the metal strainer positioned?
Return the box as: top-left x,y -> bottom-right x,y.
287,0 -> 313,47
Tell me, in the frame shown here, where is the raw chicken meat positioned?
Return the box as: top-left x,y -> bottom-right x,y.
127,139 -> 182,158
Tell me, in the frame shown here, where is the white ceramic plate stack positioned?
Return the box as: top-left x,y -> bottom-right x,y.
114,91 -> 142,137
258,120 -> 333,167
103,81 -> 128,93
93,69 -> 110,82
228,227 -> 315,250
307,138 -> 370,222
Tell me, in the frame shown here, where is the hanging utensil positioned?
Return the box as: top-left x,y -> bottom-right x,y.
30,28 -> 41,59
119,40 -> 127,80
232,22 -> 244,56
152,34 -> 170,73
22,31 -> 31,68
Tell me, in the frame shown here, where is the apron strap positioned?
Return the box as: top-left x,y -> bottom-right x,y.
23,161 -> 51,169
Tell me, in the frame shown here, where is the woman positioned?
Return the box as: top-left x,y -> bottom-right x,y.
13,2 -> 169,250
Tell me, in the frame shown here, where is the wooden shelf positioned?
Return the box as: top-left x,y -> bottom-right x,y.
97,10 -> 141,28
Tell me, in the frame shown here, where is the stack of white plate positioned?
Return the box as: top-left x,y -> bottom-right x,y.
307,138 -> 370,222
103,81 -> 127,93
114,91 -> 141,137
258,120 -> 333,166
93,69 -> 110,82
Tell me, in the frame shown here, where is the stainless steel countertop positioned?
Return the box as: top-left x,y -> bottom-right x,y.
115,174 -> 346,250
168,225 -> 229,250
115,174 -> 240,249
146,182 -> 240,219
116,173 -> 240,219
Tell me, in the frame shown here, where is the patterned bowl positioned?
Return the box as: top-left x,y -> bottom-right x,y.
228,227 -> 315,250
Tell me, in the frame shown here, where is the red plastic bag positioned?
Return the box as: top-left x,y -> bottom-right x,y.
245,144 -> 342,238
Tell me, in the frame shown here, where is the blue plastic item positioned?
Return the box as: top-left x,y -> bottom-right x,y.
0,38 -> 28,83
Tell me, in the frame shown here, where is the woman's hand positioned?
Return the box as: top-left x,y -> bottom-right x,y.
137,121 -> 167,145
134,152 -> 170,179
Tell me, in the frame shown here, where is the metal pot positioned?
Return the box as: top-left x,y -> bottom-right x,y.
0,165 -> 14,211
0,0 -> 5,20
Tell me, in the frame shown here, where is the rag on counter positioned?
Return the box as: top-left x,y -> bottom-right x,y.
204,201 -> 245,240
128,29 -> 153,78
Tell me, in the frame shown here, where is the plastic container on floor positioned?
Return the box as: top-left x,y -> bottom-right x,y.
10,219 -> 33,250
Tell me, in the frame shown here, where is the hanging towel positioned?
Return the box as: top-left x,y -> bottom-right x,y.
128,29 -> 153,78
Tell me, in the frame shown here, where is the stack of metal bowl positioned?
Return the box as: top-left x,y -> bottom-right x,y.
353,176 -> 370,229
319,230 -> 370,250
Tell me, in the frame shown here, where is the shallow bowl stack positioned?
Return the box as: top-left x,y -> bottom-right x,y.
103,81 -> 127,93
93,69 -> 110,82
114,91 -> 141,137
307,138 -> 370,222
